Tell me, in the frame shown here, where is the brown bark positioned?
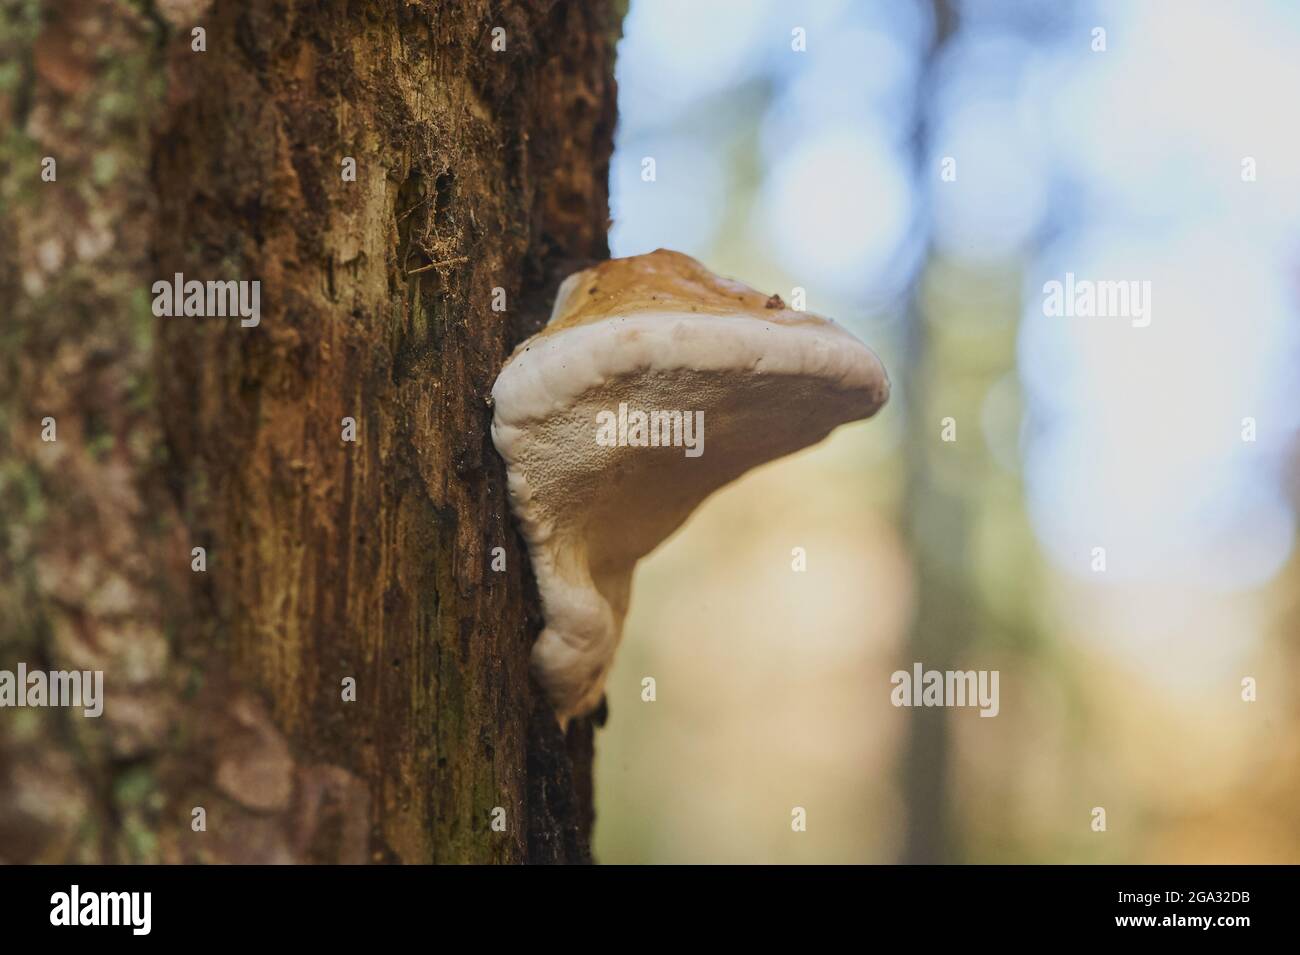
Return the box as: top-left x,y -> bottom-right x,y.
0,0 -> 618,864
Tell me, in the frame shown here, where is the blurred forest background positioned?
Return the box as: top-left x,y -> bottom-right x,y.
594,0 -> 1300,863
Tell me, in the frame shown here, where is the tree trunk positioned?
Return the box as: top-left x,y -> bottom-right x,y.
898,0 -> 958,864
0,0 -> 618,864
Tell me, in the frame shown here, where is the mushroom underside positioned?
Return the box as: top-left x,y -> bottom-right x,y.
493,314 -> 888,722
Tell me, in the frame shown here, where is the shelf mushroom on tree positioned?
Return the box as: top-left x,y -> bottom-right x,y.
491,249 -> 890,725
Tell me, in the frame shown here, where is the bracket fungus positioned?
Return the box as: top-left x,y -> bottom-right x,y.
491,249 -> 890,725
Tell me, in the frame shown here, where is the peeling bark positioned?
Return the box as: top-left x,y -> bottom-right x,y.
0,0 -> 618,864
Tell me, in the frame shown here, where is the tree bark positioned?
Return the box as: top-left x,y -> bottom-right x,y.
0,0 -> 618,864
